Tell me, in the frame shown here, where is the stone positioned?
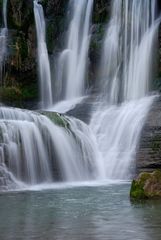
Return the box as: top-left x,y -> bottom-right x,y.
40,111 -> 70,128
136,97 -> 161,173
130,170 -> 161,200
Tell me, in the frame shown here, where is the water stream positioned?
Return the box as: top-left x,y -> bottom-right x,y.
90,0 -> 160,179
99,0 -> 158,103
34,0 -> 53,108
0,0 -> 8,84
53,0 -> 93,103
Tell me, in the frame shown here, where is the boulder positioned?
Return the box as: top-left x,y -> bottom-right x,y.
130,170 -> 161,199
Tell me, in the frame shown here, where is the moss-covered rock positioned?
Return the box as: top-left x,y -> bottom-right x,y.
130,170 -> 161,200
40,111 -> 70,128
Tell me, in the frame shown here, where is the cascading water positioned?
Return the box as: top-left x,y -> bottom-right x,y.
90,0 -> 160,179
0,107 -> 104,189
34,0 -> 52,108
0,0 -> 8,84
53,0 -> 93,102
0,0 -> 160,189
90,97 -> 155,179
99,0 -> 159,103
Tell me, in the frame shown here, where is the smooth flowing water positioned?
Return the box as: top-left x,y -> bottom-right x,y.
34,0 -> 52,108
0,184 -> 161,240
0,0 -> 159,187
90,97 -> 154,179
90,0 -> 160,179
99,0 -> 158,103
0,0 -> 8,84
0,107 -> 105,190
53,0 -> 93,102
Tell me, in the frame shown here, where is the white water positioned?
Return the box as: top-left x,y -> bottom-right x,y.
90,97 -> 154,179
0,0 -> 8,84
48,96 -> 87,114
90,0 -> 160,179
0,0 -> 160,189
0,107 -> 104,189
99,0 -> 159,103
34,0 -> 52,108
54,0 -> 93,103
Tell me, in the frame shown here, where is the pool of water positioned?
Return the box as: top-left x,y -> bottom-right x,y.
0,183 -> 161,240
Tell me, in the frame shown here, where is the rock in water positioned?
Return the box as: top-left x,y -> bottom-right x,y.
130,170 -> 161,200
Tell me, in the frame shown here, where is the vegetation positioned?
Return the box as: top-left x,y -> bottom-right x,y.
40,111 -> 70,128
130,170 -> 161,200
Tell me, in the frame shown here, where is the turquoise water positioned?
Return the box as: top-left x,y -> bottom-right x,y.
0,183 -> 161,240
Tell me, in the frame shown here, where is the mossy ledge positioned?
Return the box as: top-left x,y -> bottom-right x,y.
40,111 -> 70,128
130,170 -> 161,200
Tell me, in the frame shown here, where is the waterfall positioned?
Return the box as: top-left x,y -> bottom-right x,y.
91,0 -> 160,179
0,0 -> 160,189
99,0 -> 159,103
0,107 -> 104,189
90,97 -> 154,179
0,0 -> 8,84
54,0 -> 93,102
34,0 -> 52,108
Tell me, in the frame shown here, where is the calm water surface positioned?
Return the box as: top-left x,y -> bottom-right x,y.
0,183 -> 161,240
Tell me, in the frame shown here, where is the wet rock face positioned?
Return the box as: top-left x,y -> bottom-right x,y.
130,170 -> 161,200
158,0 -> 161,12
0,0 -> 38,107
93,0 -> 111,24
43,0 -> 68,52
136,97 -> 161,173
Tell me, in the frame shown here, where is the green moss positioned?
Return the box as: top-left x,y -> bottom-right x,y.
40,112 -> 70,129
130,172 -> 151,200
130,180 -> 147,199
152,170 -> 161,181
130,170 -> 161,200
138,172 -> 151,185
20,84 -> 38,100
0,84 -> 38,104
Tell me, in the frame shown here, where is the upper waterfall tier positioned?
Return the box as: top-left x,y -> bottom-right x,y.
99,0 -> 160,103
53,0 -> 93,102
34,0 -> 53,108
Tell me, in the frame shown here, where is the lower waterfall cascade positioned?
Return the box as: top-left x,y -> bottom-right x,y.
0,0 -> 161,189
0,107 -> 105,189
